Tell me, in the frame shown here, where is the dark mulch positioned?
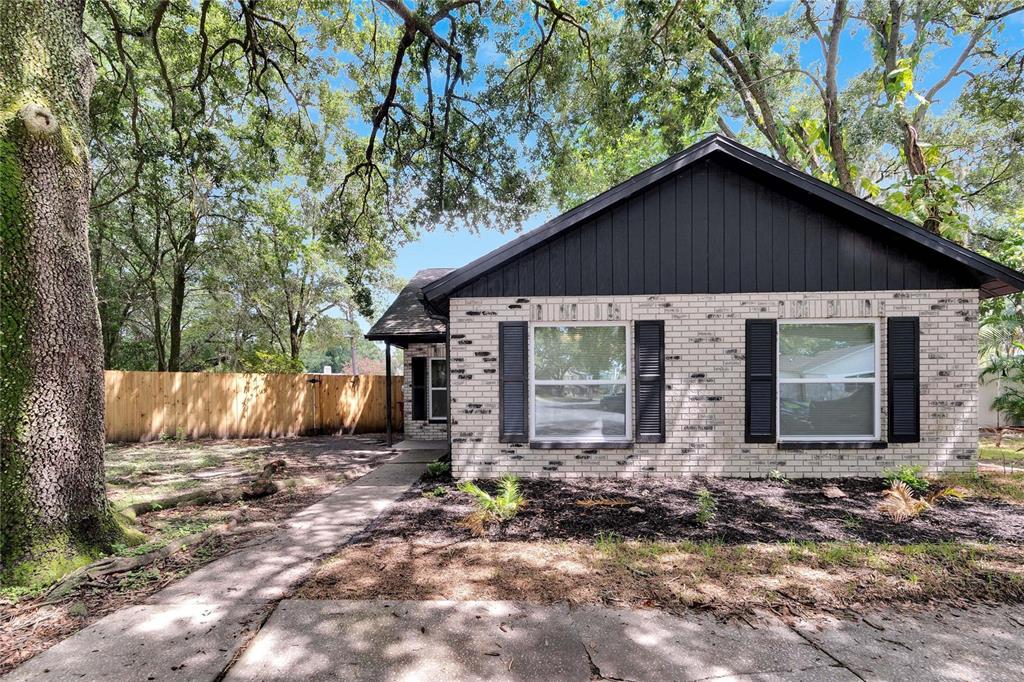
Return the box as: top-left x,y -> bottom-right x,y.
358,475 -> 1024,545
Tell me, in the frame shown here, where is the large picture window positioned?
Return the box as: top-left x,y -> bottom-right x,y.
531,324 -> 630,442
778,321 -> 879,440
428,358 -> 448,420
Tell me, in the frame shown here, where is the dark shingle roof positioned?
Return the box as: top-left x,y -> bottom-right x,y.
365,268 -> 454,343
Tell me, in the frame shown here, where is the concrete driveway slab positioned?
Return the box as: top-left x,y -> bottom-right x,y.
224,600 -> 592,682
571,605 -> 853,682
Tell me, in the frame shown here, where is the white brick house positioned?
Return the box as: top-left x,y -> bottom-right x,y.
367,136 -> 1024,479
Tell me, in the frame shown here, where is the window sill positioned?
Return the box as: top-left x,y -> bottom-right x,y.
529,441 -> 633,450
777,441 -> 887,450
428,419 -> 447,424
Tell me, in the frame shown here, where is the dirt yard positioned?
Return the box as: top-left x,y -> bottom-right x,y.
299,470 -> 1024,619
0,434 -> 395,676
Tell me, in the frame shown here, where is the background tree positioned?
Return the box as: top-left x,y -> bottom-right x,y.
509,0 -> 1024,244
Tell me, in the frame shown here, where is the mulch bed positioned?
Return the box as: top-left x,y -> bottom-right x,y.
359,475 -> 1024,545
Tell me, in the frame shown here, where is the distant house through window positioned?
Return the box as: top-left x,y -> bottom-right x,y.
778,321 -> 879,441
530,324 -> 631,442
428,358 -> 448,420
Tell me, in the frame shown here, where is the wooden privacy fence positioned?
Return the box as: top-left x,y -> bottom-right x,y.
104,370 -> 403,442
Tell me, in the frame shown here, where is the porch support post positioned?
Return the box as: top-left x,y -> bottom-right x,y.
385,341 -> 393,447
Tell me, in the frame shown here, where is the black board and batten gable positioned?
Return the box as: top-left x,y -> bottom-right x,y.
422,135 -> 1024,308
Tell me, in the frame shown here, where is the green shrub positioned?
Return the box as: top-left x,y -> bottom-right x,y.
426,460 -> 450,478
882,464 -> 929,494
422,485 -> 448,499
456,475 -> 526,535
695,487 -> 717,526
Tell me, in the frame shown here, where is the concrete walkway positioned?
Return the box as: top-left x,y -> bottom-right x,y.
224,600 -> 1024,681
4,448 -> 439,682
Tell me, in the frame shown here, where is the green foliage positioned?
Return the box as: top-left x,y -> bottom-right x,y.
882,465 -> 930,495
239,350 -> 306,375
426,461 -> 450,479
457,475 -> 526,535
991,388 -> 1024,427
85,0 -> 406,373
767,470 -> 789,485
422,485 -> 448,499
458,476 -> 526,522
594,531 -> 625,554
695,487 -> 717,526
511,0 -> 1024,251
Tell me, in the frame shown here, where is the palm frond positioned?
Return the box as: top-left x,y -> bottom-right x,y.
878,481 -> 930,523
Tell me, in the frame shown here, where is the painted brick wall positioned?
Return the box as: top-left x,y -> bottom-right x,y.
403,343 -> 449,441
448,290 -> 978,479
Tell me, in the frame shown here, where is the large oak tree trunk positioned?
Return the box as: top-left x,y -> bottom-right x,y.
0,0 -> 118,579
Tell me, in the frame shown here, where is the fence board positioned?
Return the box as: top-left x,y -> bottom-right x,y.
104,371 -> 404,442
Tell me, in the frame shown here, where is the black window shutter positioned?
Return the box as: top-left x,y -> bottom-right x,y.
411,357 -> 426,420
745,319 -> 777,443
499,321 -> 528,442
888,317 -> 920,443
634,320 -> 665,443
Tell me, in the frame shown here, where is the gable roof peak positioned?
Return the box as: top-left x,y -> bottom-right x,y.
421,136 -> 1024,302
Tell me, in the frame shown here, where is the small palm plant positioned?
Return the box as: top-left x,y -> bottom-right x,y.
878,481 -> 965,523
456,475 -> 526,536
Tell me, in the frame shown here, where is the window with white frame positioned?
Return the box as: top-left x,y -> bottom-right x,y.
428,358 -> 448,420
531,324 -> 630,441
778,321 -> 879,440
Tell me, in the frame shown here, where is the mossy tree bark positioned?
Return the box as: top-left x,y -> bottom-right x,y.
0,0 -> 117,579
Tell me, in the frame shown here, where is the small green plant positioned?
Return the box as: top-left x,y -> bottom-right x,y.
882,464 -> 929,494
841,513 -> 862,529
456,475 -> 526,535
695,487 -> 717,526
594,531 -> 625,554
426,460 -> 450,478
767,469 -> 789,484
422,485 -> 448,499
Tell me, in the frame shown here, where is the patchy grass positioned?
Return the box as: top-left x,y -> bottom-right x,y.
980,446 -> 1024,465
104,435 -> 391,511
937,471 -> 1024,503
979,433 -> 1024,465
299,538 -> 1024,617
